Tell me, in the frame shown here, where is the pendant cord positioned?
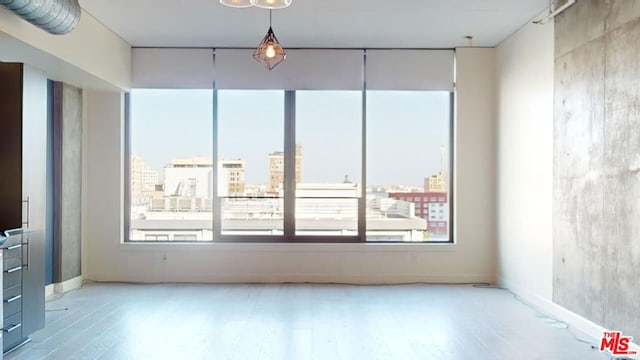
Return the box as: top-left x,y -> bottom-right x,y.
269,9 -> 272,27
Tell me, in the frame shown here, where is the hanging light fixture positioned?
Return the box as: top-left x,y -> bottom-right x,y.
219,0 -> 253,8
253,10 -> 286,70
250,0 -> 292,9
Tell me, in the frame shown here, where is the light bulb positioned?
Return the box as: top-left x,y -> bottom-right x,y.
265,45 -> 276,58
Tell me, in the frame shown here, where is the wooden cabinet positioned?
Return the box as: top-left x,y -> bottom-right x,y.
0,63 -> 46,353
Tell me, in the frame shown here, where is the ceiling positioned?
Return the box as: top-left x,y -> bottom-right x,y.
81,0 -> 549,49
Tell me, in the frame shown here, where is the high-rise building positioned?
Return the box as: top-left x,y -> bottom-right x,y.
131,155 -> 159,196
220,159 -> 246,195
268,145 -> 303,192
425,171 -> 447,192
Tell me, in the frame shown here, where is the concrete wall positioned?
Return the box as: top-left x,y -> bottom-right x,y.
496,15 -> 554,301
554,0 -> 640,339
57,84 -> 83,282
82,48 -> 497,284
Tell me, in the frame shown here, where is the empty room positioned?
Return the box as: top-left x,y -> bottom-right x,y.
0,0 -> 638,359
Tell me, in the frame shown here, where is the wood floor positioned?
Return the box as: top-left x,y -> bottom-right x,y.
6,283 -> 609,360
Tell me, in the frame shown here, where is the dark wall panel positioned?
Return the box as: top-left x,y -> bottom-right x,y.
0,63 -> 23,233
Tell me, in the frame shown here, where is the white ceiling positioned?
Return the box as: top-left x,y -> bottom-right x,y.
81,0 -> 549,48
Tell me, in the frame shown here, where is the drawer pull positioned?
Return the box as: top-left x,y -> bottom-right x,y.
5,266 -> 22,273
5,295 -> 21,303
4,324 -> 21,333
24,238 -> 30,270
7,244 -> 22,250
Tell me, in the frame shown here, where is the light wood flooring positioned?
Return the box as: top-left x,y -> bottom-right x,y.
6,283 -> 610,360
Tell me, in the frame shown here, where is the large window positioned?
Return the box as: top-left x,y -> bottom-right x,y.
217,90 -> 284,236
126,49 -> 453,243
295,91 -> 362,236
128,89 -> 213,241
366,91 -> 451,242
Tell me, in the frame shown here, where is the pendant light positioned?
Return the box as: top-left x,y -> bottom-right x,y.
250,0 -> 292,9
253,10 -> 286,70
219,0 -> 253,8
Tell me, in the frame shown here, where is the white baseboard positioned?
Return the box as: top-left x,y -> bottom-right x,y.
45,284 -> 55,298
498,276 -> 640,358
85,273 -> 494,285
52,275 -> 83,294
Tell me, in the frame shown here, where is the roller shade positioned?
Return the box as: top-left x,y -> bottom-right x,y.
365,50 -> 455,91
132,48 -> 214,89
215,49 -> 364,90
131,48 -> 454,91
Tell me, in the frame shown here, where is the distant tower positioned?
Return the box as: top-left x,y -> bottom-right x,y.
424,145 -> 448,193
268,144 -> 303,192
220,159 -> 246,195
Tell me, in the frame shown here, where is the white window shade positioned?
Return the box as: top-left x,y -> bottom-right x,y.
131,48 -> 454,91
132,48 -> 214,89
215,49 -> 364,90
365,50 -> 454,91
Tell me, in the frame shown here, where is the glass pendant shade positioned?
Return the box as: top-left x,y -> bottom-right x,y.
219,0 -> 253,8
253,27 -> 286,70
250,0 -> 292,9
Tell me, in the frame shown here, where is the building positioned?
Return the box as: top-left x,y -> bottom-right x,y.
219,159 -> 246,195
163,156 -> 213,199
130,155 -> 159,196
388,192 -> 448,239
424,171 -> 448,192
268,144 -> 302,192
134,182 -> 430,241
163,157 -> 245,198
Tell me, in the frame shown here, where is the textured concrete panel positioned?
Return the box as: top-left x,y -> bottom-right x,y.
554,0 -> 640,341
61,84 -> 83,281
553,177 -> 606,324
555,0 -> 608,58
602,172 -> 640,337
607,0 -> 640,32
604,19 -> 640,172
554,38 -> 605,179
605,18 -> 640,108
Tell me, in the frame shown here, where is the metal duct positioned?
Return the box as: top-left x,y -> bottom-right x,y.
0,0 -> 81,35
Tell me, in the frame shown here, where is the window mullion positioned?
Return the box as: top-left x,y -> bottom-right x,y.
359,52 -> 367,242
212,89 -> 222,241
283,91 -> 296,241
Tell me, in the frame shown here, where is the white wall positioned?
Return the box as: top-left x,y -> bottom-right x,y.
0,8 -> 130,90
496,19 -> 554,300
83,48 -> 497,284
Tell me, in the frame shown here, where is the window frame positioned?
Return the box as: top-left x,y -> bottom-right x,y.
125,90 -> 454,244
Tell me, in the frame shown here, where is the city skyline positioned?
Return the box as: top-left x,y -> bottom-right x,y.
130,89 -> 450,187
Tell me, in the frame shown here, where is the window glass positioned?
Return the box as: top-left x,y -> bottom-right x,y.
129,89 -> 213,241
217,90 -> 285,235
366,91 -> 451,242
295,91 -> 362,236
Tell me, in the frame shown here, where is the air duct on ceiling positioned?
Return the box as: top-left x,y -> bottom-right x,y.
0,0 -> 82,35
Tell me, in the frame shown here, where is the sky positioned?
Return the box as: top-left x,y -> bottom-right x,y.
131,89 -> 450,187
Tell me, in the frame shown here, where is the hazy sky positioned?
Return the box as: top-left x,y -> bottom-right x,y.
131,89 -> 450,187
